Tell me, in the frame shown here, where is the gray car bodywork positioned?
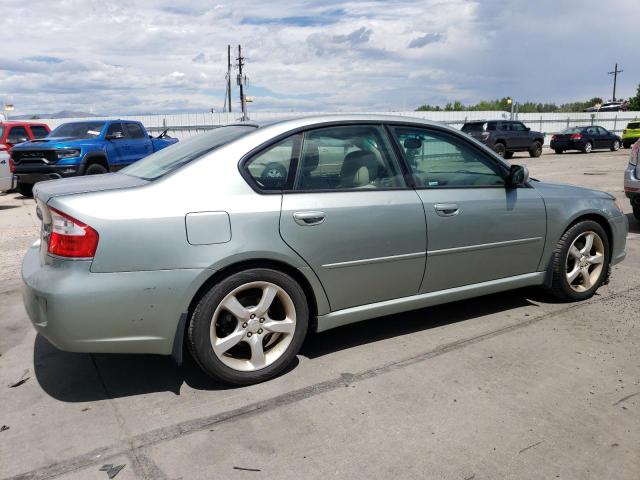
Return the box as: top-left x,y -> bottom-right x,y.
22,115 -> 628,358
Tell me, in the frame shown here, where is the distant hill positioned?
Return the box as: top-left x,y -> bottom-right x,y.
10,110 -> 101,120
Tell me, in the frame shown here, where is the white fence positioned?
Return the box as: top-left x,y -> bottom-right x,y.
19,110 -> 640,144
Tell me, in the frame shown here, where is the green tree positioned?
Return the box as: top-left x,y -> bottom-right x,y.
628,85 -> 640,111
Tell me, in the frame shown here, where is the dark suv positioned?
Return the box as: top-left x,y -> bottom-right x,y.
461,120 -> 545,159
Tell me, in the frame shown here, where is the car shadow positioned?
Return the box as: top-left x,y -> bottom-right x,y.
34,287 -> 543,401
626,213 -> 640,234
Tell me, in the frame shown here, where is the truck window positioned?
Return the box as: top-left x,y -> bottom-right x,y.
125,123 -> 145,139
7,126 -> 28,143
50,122 -> 106,139
106,123 -> 125,138
29,126 -> 49,138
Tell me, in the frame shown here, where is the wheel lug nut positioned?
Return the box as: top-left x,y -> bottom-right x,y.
242,322 -> 248,328
259,318 -> 265,323
247,332 -> 252,337
250,314 -> 255,319
257,329 -> 263,334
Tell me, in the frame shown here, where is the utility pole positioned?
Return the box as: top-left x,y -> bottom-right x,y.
225,45 -> 232,113
236,45 -> 247,121
608,63 -> 623,102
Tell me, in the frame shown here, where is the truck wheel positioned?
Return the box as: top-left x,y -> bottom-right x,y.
529,141 -> 543,158
503,152 -> 514,159
493,143 -> 506,158
85,163 -> 108,175
16,182 -> 33,198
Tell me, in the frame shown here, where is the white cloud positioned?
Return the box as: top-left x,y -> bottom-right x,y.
0,0 -> 638,115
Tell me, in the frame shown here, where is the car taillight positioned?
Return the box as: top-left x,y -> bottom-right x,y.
9,156 -> 15,173
570,133 -> 582,140
551,135 -> 557,141
47,207 -> 99,258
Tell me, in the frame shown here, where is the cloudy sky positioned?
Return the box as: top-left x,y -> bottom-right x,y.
1,0 -> 637,115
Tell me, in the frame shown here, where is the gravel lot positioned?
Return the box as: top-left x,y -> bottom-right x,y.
1,148 -> 638,480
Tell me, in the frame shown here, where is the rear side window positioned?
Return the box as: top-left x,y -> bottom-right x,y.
125,123 -> 145,139
245,134 -> 302,191
295,125 -> 404,191
29,125 -> 49,138
461,123 -> 485,132
628,122 -> 640,129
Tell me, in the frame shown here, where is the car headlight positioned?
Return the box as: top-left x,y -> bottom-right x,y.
56,149 -> 81,159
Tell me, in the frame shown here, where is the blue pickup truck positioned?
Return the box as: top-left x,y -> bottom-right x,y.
11,120 -> 178,197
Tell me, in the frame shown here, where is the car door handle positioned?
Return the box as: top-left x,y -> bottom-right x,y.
293,211 -> 326,226
434,203 -> 460,217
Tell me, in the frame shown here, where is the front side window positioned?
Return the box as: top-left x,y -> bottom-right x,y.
596,127 -> 608,135
245,134 -> 301,191
106,122 -> 125,138
295,125 -> 404,191
392,127 -> 505,188
7,126 -> 28,143
499,123 -> 510,131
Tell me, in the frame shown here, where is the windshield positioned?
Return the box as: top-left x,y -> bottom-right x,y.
122,125 -> 256,180
50,122 -> 106,139
560,127 -> 583,134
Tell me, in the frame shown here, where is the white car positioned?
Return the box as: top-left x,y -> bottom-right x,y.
0,147 -> 14,192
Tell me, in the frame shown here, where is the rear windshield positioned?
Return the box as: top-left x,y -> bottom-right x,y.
461,123 -> 485,132
50,122 -> 106,139
122,125 -> 256,180
628,122 -> 640,129
560,127 -> 583,134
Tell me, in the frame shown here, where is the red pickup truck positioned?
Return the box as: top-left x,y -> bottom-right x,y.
1,121 -> 51,149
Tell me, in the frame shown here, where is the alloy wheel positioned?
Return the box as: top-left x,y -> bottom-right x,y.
565,231 -> 605,293
209,281 -> 297,371
612,140 -> 620,151
584,142 -> 592,153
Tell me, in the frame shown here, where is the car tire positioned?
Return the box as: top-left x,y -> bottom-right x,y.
554,149 -> 564,154
610,140 -> 620,151
547,220 -> 610,301
633,205 -> 640,221
529,141 -> 543,158
84,163 -> 108,175
582,141 -> 593,154
503,152 -> 514,159
493,143 -> 506,157
187,268 -> 309,385
622,140 -> 632,149
16,182 -> 33,198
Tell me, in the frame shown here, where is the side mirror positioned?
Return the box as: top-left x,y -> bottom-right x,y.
525,127 -> 531,132
106,131 -> 124,140
404,137 -> 422,149
507,164 -> 529,188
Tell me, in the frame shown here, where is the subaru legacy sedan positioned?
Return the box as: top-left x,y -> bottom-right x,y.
23,115 -> 628,385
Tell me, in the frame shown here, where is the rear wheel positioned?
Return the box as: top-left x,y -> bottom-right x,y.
610,140 -> 620,151
554,148 -> 564,154
84,163 -> 108,175
188,268 -> 309,385
633,205 -> 640,221
582,141 -> 593,154
622,140 -> 632,149
16,182 -> 33,198
548,220 -> 610,301
529,141 -> 543,158
493,143 -> 506,158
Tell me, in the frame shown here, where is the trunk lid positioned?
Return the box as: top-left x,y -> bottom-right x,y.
33,172 -> 148,203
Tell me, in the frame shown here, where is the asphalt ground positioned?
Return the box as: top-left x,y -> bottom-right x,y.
1,147 -> 638,480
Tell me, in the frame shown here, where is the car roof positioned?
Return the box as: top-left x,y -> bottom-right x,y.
0,121 -> 49,127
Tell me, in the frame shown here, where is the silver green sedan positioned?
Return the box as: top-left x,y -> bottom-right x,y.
22,115 -> 628,384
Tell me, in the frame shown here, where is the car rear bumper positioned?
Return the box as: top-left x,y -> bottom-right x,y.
21,243 -> 210,355
550,139 -> 586,150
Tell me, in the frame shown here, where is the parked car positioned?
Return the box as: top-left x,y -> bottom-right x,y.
22,115 -> 627,385
461,120 -> 544,159
11,120 -> 178,197
622,121 -> 640,149
0,146 -> 13,192
550,126 -> 621,154
0,121 -> 50,149
584,102 -> 628,112
624,141 -> 640,220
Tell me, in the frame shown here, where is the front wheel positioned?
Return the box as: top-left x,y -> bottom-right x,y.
529,141 -> 543,158
610,140 -> 620,151
633,205 -> 640,221
84,163 -> 108,175
582,141 -> 593,154
547,220 -> 610,301
622,140 -> 632,149
188,268 -> 309,385
16,182 -> 33,198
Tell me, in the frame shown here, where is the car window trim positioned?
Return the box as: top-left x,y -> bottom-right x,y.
386,123 -> 512,190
